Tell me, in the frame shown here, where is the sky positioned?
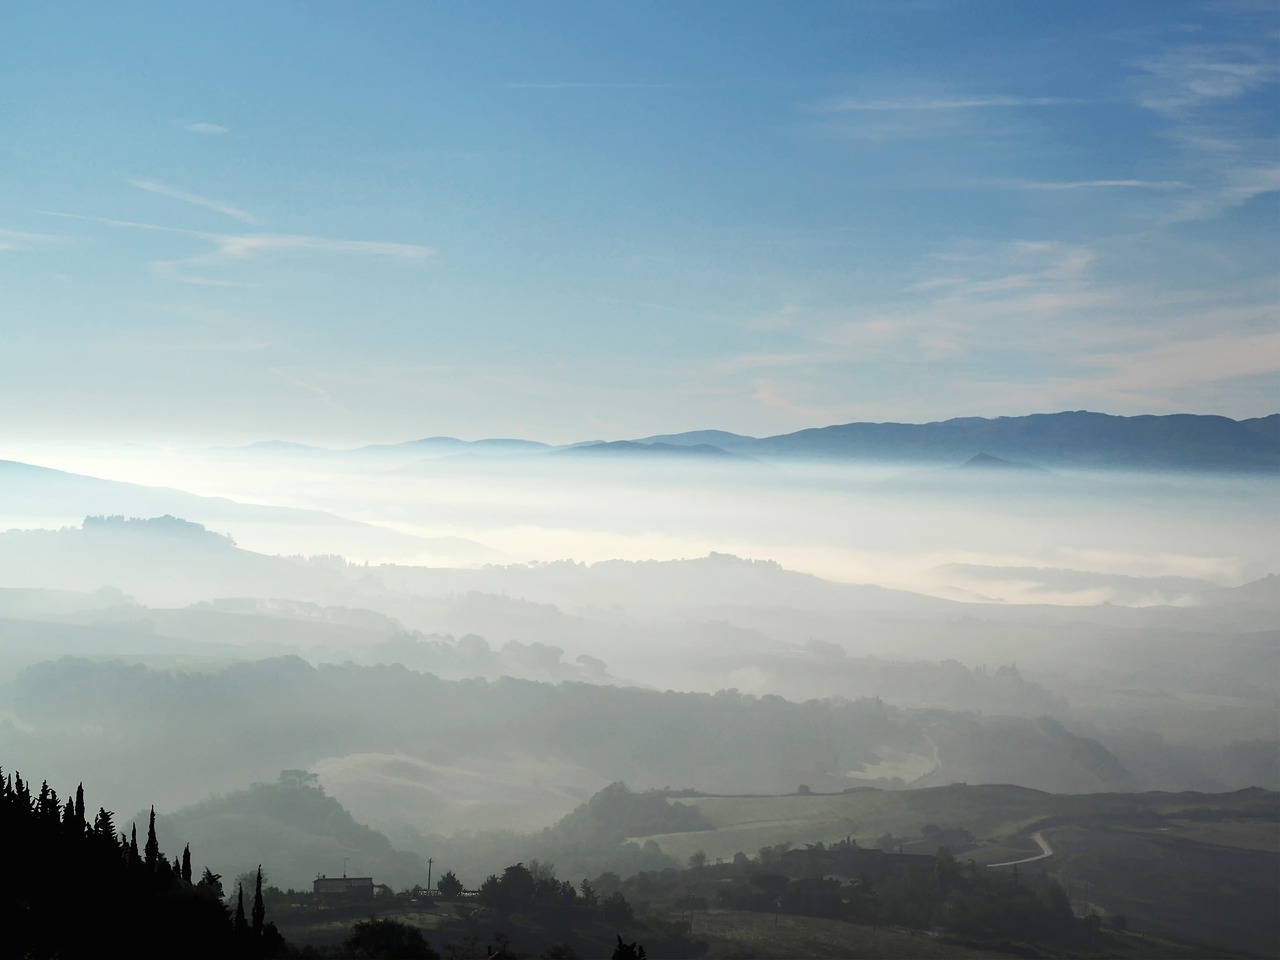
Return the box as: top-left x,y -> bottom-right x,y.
2,0 -> 1277,446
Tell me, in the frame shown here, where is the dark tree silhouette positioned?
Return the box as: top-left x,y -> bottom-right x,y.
436,869 -> 464,899
0,766 -> 262,958
199,867 -> 224,900
611,935 -> 646,960
343,917 -> 440,959
252,866 -> 265,936
145,806 -> 160,871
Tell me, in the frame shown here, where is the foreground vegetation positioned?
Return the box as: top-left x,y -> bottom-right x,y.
7,763 -> 1274,958
1,767 -> 284,959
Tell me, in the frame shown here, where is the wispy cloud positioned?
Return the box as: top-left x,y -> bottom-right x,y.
1103,329 -> 1280,390
503,80 -> 686,91
1132,44 -> 1278,116
156,233 -> 434,284
1125,34 -> 1280,223
1017,179 -> 1191,191
184,121 -> 228,135
1166,163 -> 1280,222
270,367 -> 344,413
131,179 -> 258,224
967,326 -> 1280,416
810,89 -> 1084,143
820,94 -> 1082,112
0,226 -> 70,252
40,210 -> 435,284
709,229 -> 1279,425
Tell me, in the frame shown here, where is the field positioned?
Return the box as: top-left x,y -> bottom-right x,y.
686,909 -> 994,959
1048,822 -> 1280,958
624,785 -> 1278,958
1121,816 -> 1280,852
631,785 -> 1061,863
631,784 -> 1276,865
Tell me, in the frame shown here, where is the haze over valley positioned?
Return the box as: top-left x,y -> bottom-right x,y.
3,414 -> 1276,840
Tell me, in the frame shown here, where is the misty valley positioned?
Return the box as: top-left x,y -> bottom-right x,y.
1,412 -> 1277,958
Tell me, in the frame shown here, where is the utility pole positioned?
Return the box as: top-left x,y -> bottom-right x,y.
427,857 -> 433,894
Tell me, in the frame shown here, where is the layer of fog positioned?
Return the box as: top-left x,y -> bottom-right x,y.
6,441 -> 1276,604
1,440 -> 1275,875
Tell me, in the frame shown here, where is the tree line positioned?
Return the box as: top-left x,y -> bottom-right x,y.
1,767 -> 284,959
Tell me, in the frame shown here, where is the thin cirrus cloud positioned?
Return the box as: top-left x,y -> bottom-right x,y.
980,328 -> 1280,415
131,179 -> 258,224
809,92 -> 1085,143
156,233 -> 436,284
1132,44 -> 1279,116
40,210 -> 435,284
1017,179 -> 1191,191
502,80 -> 689,91
183,121 -> 228,135
0,226 -> 71,252
818,94 -> 1082,112
1125,38 -> 1280,223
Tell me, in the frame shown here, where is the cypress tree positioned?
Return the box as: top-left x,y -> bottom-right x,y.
182,844 -> 193,884
145,805 -> 160,870
44,785 -> 59,824
235,883 -> 247,935
252,865 -> 265,935
129,823 -> 140,866
74,782 -> 86,831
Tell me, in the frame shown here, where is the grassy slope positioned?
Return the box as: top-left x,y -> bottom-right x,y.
632,784 -> 1273,862
687,909 -> 1000,959
629,785 -> 1277,959
155,781 -> 423,890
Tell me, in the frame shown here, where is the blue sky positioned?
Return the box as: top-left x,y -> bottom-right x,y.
2,0 -> 1277,444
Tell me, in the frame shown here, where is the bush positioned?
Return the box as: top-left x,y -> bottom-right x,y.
343,917 -> 439,959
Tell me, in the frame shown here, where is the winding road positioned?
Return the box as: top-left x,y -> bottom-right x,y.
987,830 -> 1054,868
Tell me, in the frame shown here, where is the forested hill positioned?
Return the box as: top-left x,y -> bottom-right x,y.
3,656 -> 1135,822
155,773 -> 423,892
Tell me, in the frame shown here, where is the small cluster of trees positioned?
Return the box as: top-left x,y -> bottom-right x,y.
475,861 -> 634,924
615,841 -> 1090,949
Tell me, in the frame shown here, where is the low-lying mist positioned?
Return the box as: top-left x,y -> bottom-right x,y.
6,440 -> 1275,603
1,427 -> 1276,901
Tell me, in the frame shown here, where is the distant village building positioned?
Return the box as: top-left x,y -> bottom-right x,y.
313,875 -> 375,901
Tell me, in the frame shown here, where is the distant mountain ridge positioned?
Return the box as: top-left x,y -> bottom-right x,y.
229,412 -> 1278,471
642,412 -> 1280,471
555,440 -> 744,460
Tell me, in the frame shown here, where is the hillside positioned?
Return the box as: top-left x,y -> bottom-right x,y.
155,774 -> 423,890
0,463 -> 496,564
621,783 -> 1280,957
1,656 -> 1137,835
